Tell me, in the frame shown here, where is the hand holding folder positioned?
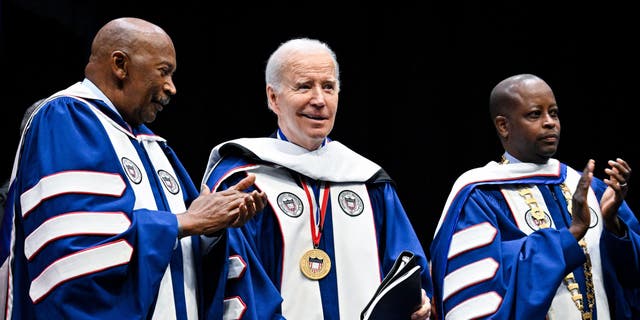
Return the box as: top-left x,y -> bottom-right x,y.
361,251 -> 422,320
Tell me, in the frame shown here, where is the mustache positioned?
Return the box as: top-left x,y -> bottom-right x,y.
155,96 -> 171,106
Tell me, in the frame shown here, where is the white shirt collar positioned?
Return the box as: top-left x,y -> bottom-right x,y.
81,78 -> 122,117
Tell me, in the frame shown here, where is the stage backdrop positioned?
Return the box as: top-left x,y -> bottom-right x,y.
2,0 -> 638,254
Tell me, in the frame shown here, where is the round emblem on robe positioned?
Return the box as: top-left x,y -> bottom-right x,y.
338,190 -> 364,216
121,157 -> 142,184
157,170 -> 180,195
524,209 -> 553,231
277,192 -> 303,217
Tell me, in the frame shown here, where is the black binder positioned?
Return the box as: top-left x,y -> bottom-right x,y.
361,250 -> 422,320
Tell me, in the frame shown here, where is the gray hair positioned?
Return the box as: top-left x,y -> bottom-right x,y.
265,38 -> 340,93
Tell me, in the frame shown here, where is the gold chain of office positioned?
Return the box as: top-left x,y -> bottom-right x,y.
501,156 -> 595,320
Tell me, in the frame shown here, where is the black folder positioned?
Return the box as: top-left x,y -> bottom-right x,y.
360,250 -> 422,320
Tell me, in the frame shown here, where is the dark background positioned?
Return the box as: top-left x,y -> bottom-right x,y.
2,1 -> 638,254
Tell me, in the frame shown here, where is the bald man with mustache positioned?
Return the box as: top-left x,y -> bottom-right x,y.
1,17 -> 266,319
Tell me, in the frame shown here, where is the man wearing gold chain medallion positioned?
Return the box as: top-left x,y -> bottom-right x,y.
430,74 -> 639,319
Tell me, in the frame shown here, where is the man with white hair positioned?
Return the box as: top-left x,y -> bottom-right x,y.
201,38 -> 432,320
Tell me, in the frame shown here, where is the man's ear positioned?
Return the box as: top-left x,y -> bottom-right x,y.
111,51 -> 128,80
266,85 -> 278,113
495,115 -> 508,139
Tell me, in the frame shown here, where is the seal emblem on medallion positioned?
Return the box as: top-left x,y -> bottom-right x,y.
299,248 -> 331,280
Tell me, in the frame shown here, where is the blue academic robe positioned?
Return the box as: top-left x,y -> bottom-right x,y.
2,82 -> 207,319
201,137 -> 432,319
430,159 -> 640,319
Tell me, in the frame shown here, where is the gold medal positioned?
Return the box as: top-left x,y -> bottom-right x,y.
299,178 -> 331,280
300,248 -> 331,280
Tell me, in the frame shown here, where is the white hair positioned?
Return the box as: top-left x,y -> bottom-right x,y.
265,38 -> 340,93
